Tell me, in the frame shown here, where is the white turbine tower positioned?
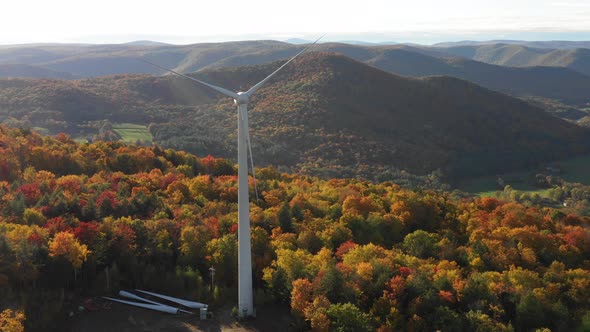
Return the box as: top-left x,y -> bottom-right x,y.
143,37 -> 322,318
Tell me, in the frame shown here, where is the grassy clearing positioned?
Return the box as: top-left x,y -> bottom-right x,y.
32,127 -> 50,136
460,185 -> 552,198
456,175 -> 499,194
457,153 -> 590,196
474,190 -> 501,198
112,123 -> 152,144
557,155 -> 590,184
456,170 -> 533,194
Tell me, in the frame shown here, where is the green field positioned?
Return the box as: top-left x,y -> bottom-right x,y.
27,123 -> 152,145
32,127 -> 50,136
73,137 -> 89,144
456,170 -> 535,194
457,154 -> 590,196
112,123 -> 153,144
558,155 -> 590,184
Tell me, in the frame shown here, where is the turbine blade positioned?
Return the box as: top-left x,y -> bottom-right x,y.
245,35 -> 324,96
238,108 -> 260,201
141,59 -> 240,99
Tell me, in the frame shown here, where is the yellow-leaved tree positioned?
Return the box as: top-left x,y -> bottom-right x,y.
48,232 -> 89,270
0,309 -> 25,332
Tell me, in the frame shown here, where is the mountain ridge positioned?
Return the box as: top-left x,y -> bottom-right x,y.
437,43 -> 590,77
433,40 -> 590,49
2,41 -> 589,106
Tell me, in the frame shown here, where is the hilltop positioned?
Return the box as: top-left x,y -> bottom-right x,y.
240,53 -> 590,177
206,43 -> 590,105
1,53 -> 589,180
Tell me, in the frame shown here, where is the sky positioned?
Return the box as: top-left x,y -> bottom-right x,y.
1,0 -> 590,45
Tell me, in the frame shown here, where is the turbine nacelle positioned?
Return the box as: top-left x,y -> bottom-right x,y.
234,92 -> 249,105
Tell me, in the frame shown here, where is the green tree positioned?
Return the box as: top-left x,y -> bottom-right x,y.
278,202 -> 293,233
326,303 -> 374,332
402,230 -> 439,258
9,193 -> 26,217
206,234 -> 237,286
23,208 -> 45,226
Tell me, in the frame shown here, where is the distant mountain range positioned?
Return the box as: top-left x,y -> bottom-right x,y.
286,39 -> 398,46
1,53 -> 589,180
365,48 -> 590,106
434,44 -> 590,77
1,40 -> 590,107
433,40 -> 590,49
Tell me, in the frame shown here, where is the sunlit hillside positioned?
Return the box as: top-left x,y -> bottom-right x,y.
1,53 -> 589,183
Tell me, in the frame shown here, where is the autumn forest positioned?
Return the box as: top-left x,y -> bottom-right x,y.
1,36 -> 590,332
0,125 -> 588,331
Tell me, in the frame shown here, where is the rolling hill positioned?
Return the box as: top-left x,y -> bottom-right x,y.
365,48 -> 590,105
433,40 -> 590,49
199,43 -> 590,104
437,44 -> 590,77
0,40 -> 291,77
2,41 -> 590,107
0,63 -> 75,79
1,53 -> 589,180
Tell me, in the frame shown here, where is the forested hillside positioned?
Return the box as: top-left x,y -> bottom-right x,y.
0,64 -> 75,79
0,125 -> 589,331
0,41 -> 291,77
367,48 -> 590,105
1,53 -> 589,181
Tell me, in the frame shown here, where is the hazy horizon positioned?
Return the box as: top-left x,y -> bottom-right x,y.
1,31 -> 590,47
2,0 -> 590,45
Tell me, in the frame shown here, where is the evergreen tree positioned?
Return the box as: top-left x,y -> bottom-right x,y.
278,202 -> 293,233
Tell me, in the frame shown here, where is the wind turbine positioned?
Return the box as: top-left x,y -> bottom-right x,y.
143,36 -> 322,317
